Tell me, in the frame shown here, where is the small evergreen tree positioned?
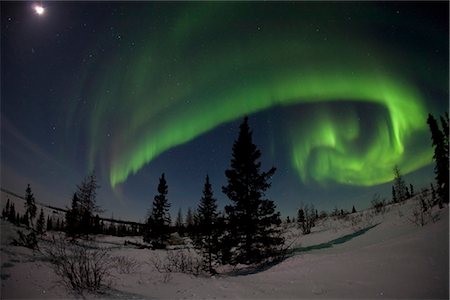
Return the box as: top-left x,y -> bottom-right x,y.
352,205 -> 356,214
143,173 -> 171,249
24,184 -> 37,228
427,113 -> 449,206
194,175 -> 220,274
36,208 -> 45,234
46,216 -> 53,231
222,117 -> 283,264
391,186 -> 397,203
393,165 -> 408,202
65,193 -> 80,238
297,208 -> 305,227
2,199 -> 10,219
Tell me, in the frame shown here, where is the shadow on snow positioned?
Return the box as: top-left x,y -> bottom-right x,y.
228,224 -> 379,277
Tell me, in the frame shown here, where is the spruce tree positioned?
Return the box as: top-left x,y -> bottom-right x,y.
9,203 -> 16,223
24,184 -> 37,228
194,175 -> 220,274
297,208 -> 305,227
46,216 -> 53,231
352,205 -> 356,214
393,165 -> 408,202
76,173 -> 100,235
427,113 -> 449,206
65,193 -> 80,238
409,184 -> 414,197
144,173 -> 171,249
222,116 -> 283,264
36,208 -> 45,234
2,199 -> 10,219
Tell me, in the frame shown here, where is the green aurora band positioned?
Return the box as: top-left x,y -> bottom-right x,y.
71,3 -> 446,188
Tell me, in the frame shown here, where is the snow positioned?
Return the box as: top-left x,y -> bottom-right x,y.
1,198 -> 448,299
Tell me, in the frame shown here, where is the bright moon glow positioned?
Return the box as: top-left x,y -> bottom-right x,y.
34,5 -> 45,15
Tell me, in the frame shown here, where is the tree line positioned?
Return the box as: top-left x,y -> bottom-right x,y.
1,112 -> 448,272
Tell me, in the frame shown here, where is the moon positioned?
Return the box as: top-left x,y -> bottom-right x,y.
33,5 -> 45,15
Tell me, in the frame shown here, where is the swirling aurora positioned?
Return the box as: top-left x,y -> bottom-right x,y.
74,2 -> 442,189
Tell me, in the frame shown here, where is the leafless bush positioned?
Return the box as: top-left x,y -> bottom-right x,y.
409,194 -> 437,227
43,236 -> 113,293
11,230 -> 38,249
150,249 -> 203,279
371,194 -> 386,214
114,255 -> 138,274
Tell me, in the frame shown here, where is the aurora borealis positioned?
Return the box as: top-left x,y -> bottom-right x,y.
1,1 -> 448,221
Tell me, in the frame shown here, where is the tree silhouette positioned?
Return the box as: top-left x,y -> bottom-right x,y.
24,184 -> 37,229
36,208 -> 45,234
393,165 -> 408,202
427,113 -> 449,206
222,116 -> 283,264
144,173 -> 171,249
194,175 -> 220,274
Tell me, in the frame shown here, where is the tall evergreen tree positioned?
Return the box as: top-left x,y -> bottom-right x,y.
194,175 -> 220,274
65,193 -> 80,238
409,184 -> 414,197
352,205 -> 356,214
76,173 -> 100,235
24,184 -> 37,228
144,173 -> 171,249
427,113 -> 449,206
36,208 -> 45,234
393,165 -> 408,202
222,116 -> 283,264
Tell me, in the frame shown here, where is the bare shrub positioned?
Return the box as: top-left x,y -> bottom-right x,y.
11,230 -> 38,249
371,194 -> 386,214
114,255 -> 138,274
409,193 -> 437,227
150,249 -> 203,278
43,236 -> 113,293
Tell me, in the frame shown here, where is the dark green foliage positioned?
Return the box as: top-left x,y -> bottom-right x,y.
222,116 -> 284,264
24,184 -> 37,228
427,113 -> 449,206
36,208 -> 45,235
409,184 -> 414,198
143,173 -> 171,249
193,175 -> 220,274
352,205 -> 356,214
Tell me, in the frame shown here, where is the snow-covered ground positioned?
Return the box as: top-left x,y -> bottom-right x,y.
1,198 -> 448,299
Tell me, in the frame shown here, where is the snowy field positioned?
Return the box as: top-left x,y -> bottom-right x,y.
1,198 -> 448,299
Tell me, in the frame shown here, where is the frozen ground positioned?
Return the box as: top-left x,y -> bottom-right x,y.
1,198 -> 448,299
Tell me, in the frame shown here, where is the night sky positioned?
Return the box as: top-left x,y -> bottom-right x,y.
1,1 -> 448,222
